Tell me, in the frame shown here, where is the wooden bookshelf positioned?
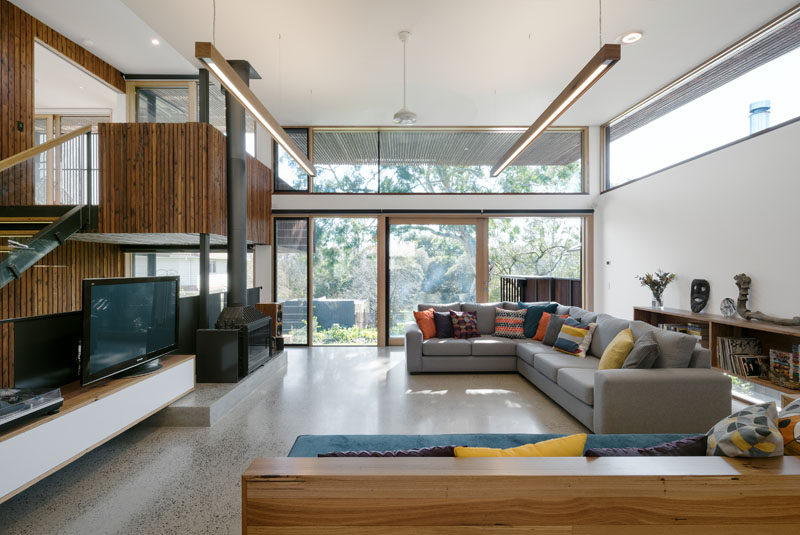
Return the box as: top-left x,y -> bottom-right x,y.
633,306 -> 800,393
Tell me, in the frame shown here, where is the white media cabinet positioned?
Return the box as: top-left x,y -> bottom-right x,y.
0,354 -> 195,503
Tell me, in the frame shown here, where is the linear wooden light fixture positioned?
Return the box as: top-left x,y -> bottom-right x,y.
195,41 -> 317,176
490,44 -> 620,176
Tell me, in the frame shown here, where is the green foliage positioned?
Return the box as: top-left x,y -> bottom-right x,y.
636,269 -> 676,300
313,323 -> 378,345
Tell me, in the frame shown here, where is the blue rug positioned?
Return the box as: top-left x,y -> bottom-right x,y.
288,433 -> 694,457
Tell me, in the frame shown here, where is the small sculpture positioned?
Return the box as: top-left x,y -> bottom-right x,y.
690,279 -> 710,313
720,298 -> 736,318
734,273 -> 800,326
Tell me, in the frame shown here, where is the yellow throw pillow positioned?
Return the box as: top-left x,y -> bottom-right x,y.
454,433 -> 587,457
598,328 -> 634,370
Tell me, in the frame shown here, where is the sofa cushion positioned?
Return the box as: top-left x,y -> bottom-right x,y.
598,328 -> 634,370
422,338 -> 472,356
557,368 -> 596,405
554,318 -> 597,358
462,302 -> 503,335
501,301 -> 520,310
493,308 -> 527,339
630,320 -> 696,368
516,341 -> 552,366
707,402 -> 783,457
533,352 -> 600,382
555,304 -> 571,315
543,315 -> 570,346
623,330 -> 659,369
413,308 -> 437,339
590,314 -> 631,358
450,310 -> 480,339
433,311 -> 453,338
471,336 -> 519,356
418,302 -> 461,312
569,306 -> 599,324
518,302 -> 558,338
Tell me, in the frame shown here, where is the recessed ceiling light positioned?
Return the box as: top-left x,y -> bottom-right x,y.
79,86 -> 84,90
82,39 -> 94,47
620,31 -> 643,44
151,38 -> 161,46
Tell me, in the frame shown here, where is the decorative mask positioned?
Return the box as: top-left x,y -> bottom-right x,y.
690,279 -> 710,313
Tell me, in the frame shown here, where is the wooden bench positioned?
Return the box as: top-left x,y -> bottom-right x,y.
242,456 -> 800,534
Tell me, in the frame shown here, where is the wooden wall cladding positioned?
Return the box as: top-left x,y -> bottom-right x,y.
247,155 -> 272,245
0,240 -> 125,387
33,22 -> 126,93
0,0 -> 125,205
98,122 -> 227,236
0,0 -> 36,205
98,123 -> 272,244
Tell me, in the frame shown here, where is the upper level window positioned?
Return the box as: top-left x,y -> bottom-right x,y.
274,127 -> 585,194
274,128 -> 310,191
605,9 -> 800,189
135,86 -> 192,123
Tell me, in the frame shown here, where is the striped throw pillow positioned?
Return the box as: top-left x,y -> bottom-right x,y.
493,308 -> 527,339
554,318 -> 597,357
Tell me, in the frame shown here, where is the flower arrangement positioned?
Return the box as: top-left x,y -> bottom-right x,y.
636,269 -> 676,307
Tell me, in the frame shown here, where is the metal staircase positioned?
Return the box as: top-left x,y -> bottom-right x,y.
0,124 -> 95,290
0,205 -> 92,289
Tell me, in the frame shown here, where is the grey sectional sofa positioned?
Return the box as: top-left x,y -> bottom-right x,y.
404,302 -> 731,434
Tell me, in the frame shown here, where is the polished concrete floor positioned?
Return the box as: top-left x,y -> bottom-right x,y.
0,347 -> 587,534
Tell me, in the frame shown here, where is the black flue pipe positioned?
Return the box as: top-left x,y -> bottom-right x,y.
224,60 -> 250,308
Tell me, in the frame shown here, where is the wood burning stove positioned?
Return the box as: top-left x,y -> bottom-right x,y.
195,316 -> 272,383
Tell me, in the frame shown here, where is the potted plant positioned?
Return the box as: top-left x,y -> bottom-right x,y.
636,269 -> 676,308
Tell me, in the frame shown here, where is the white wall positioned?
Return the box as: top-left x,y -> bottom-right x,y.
594,120 -> 800,319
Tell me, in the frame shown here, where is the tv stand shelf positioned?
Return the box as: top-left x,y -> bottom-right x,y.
0,353 -> 195,504
634,306 -> 800,394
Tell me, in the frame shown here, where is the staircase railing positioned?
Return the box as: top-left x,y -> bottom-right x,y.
0,125 -> 97,289
0,124 -> 96,206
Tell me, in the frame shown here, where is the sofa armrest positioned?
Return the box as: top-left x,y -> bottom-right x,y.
593,368 -> 731,434
404,321 -> 423,373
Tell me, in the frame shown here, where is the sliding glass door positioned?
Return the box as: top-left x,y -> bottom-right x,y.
312,218 -> 378,345
388,221 -> 478,337
487,217 -> 583,301
275,218 -> 309,345
273,214 -> 589,346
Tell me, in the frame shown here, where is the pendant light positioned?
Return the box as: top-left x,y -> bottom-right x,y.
393,30 -> 417,125
490,0 -> 620,176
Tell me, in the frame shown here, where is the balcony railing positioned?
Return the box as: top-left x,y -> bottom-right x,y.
34,130 -> 98,206
500,275 -> 582,307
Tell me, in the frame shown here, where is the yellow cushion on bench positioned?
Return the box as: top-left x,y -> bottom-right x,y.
454,433 -> 587,457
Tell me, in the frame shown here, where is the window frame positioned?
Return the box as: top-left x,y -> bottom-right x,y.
272,211 -> 593,347
600,4 -> 800,192
272,126 -> 588,195
126,80 -> 198,123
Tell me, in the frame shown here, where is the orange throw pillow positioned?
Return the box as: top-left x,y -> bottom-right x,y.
413,308 -> 437,339
533,312 -> 568,341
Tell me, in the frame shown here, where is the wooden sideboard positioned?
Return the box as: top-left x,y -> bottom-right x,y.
242,456 -> 800,533
634,306 -> 800,395
0,354 -> 195,503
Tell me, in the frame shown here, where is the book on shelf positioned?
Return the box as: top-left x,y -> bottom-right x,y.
770,347 -> 800,386
657,322 -> 704,340
716,336 -> 761,376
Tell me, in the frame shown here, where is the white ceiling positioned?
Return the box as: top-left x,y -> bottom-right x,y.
16,0 -> 799,126
11,0 -> 194,75
34,43 -> 120,111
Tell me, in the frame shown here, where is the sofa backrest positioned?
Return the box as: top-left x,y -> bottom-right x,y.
630,320 -> 704,369
462,302 -> 503,335
590,314 -> 630,358
418,302 -> 461,312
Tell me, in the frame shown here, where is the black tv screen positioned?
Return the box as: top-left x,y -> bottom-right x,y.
81,276 -> 179,386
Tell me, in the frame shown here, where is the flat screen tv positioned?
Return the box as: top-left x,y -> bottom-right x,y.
81,276 -> 179,386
